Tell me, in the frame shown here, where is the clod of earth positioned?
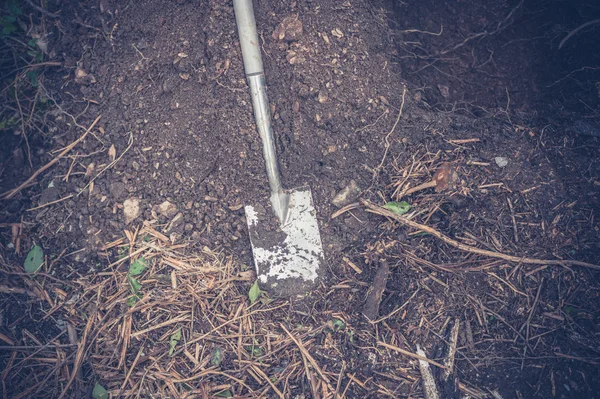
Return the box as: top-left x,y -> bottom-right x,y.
332,180 -> 361,208
74,67 -> 96,85
272,14 -> 303,41
158,200 -> 178,218
123,198 -> 141,224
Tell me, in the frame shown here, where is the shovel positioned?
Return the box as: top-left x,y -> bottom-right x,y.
233,0 -> 324,296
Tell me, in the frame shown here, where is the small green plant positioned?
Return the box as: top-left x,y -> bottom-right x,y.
126,257 -> 147,306
168,329 -> 181,356
248,280 -> 261,304
211,346 -> 223,367
0,0 -> 22,36
384,201 -> 411,215
24,244 -> 44,273
92,383 -> 108,399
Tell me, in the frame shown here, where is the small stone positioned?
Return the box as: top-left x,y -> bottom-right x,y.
165,212 -> 184,233
184,223 -> 193,231
132,160 -> 141,171
123,198 -> 141,224
74,68 -> 96,85
317,91 -> 329,103
332,180 -> 361,208
158,200 -> 178,218
331,28 -> 344,38
494,157 -> 509,168
438,84 -> 450,98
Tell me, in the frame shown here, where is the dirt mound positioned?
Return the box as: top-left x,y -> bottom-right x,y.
1,0 -> 600,398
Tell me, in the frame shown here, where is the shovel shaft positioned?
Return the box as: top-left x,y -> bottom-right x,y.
233,0 -> 282,197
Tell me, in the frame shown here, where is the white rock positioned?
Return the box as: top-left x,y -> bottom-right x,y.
158,200 -> 178,218
123,198 -> 141,224
332,180 -> 361,208
494,157 -> 509,168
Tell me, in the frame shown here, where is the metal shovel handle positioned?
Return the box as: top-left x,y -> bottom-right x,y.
233,0 -> 282,196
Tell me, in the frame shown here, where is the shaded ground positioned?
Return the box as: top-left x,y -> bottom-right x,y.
1,0 -> 600,398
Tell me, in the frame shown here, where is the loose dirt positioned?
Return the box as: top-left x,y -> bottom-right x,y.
1,0 -> 600,398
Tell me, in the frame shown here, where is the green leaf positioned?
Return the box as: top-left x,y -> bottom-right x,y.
26,70 -> 38,87
168,329 -> 182,356
129,257 -> 147,276
8,0 -> 23,16
211,346 -> 223,367
92,383 -> 108,399
1,20 -> 17,36
128,275 -> 142,294
24,245 -> 44,273
126,295 -> 139,307
248,280 -> 261,304
384,201 -> 411,215
215,390 -> 233,398
244,345 -> 264,357
332,318 -> 346,330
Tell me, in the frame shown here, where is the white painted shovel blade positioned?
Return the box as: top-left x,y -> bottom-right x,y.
245,188 -> 324,296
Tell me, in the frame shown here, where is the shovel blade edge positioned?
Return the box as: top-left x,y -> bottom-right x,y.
245,188 -> 324,296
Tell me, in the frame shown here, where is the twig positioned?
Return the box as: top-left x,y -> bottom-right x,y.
416,345 -> 440,399
57,306 -> 97,399
525,279 -> 543,343
280,324 -> 334,391
14,79 -> 33,169
1,115 -> 101,199
442,319 -> 460,382
559,19 -> 600,49
24,0 -> 59,18
331,202 -> 360,219
362,200 -> 600,270
376,85 -> 407,172
378,341 -> 447,369
362,259 -> 390,320
79,130 -> 132,194
26,194 -> 73,211
506,197 -> 518,243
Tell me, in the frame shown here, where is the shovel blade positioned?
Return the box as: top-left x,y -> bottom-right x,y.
245,187 -> 324,296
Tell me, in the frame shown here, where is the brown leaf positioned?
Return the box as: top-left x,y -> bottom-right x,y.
433,163 -> 459,192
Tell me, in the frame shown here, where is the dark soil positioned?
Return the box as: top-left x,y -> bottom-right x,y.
1,0 -> 600,398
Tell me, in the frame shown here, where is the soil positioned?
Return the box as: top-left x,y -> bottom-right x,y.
1,0 -> 600,398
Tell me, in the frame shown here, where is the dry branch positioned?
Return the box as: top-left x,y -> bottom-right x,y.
1,115 -> 101,200
362,200 -> 600,270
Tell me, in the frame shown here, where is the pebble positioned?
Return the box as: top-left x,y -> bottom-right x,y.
494,157 -> 509,168
123,198 -> 141,224
332,180 -> 361,208
158,200 -> 178,218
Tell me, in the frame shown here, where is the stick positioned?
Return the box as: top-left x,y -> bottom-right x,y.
362,259 -> 390,320
442,319 -> 460,382
57,306 -> 97,399
280,324 -> 334,390
1,115 -> 101,200
416,345 -> 440,399
376,85 -> 407,171
377,341 -> 447,369
559,19 -> 600,49
362,200 -> 600,270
